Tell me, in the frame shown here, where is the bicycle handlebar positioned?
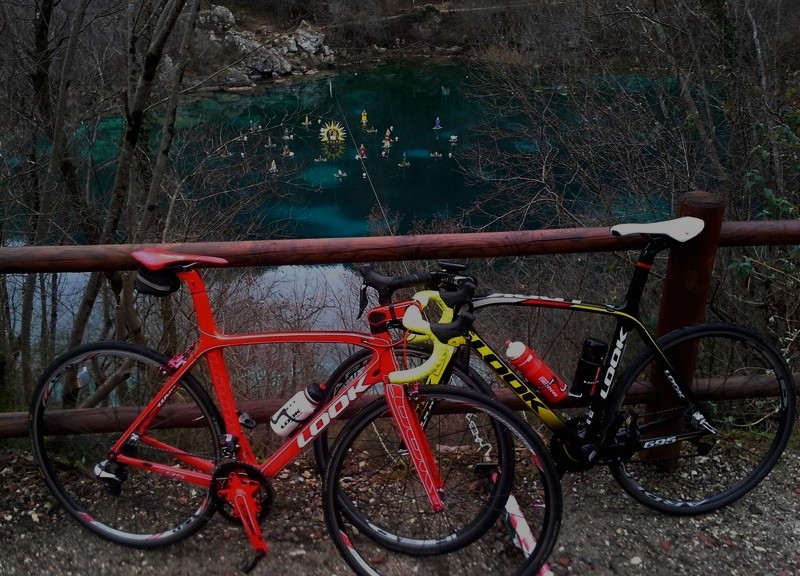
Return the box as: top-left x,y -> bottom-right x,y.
358,263 -> 477,315
356,263 -> 478,383
387,290 -> 475,384
359,264 -> 433,305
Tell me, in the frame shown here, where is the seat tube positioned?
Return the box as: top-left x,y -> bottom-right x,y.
177,269 -> 220,334
384,382 -> 445,512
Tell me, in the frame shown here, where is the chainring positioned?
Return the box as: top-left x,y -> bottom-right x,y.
549,422 -> 594,474
210,460 -> 274,525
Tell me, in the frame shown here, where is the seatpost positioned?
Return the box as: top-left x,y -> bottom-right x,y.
617,237 -> 671,317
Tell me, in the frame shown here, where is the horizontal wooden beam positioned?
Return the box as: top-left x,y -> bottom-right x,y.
1,219 -> 798,274
7,375 -> 795,439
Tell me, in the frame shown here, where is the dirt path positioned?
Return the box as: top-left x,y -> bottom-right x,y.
1,445 -> 798,576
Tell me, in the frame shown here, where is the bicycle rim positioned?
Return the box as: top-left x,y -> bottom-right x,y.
324,385 -> 561,575
608,324 -> 796,514
29,342 -> 224,547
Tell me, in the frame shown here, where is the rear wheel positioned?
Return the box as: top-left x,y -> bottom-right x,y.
29,342 -> 224,547
608,323 -> 796,514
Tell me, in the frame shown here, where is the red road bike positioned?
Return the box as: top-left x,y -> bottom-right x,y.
29,248 -> 562,574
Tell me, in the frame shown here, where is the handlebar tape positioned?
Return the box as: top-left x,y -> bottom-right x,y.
387,292 -> 474,383
440,280 -> 477,310
359,264 -> 433,305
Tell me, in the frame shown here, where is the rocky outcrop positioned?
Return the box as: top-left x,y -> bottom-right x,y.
192,6 -> 335,88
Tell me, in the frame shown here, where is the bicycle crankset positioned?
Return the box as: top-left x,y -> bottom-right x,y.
549,434 -> 594,474
211,461 -> 274,525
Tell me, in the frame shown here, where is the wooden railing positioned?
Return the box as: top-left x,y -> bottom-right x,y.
1,205 -> 799,274
1,192 -> 798,438
2,375 -> 786,439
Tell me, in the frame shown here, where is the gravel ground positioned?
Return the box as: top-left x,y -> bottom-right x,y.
1,442 -> 798,576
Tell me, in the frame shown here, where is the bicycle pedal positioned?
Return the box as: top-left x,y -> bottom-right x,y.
239,412 -> 257,430
240,550 -> 266,573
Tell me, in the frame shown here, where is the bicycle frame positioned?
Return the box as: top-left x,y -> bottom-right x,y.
105,266 -> 448,557
463,239 -> 715,461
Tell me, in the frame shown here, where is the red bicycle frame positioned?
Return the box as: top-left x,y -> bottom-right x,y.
110,256 -> 446,559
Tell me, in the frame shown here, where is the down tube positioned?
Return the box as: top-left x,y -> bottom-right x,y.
256,339 -> 392,478
468,330 -> 566,431
471,294 -> 658,437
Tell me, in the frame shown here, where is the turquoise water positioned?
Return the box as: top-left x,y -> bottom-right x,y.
51,63 -> 682,242
172,62 -> 482,238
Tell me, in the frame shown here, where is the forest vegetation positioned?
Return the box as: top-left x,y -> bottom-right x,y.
0,0 -> 798,411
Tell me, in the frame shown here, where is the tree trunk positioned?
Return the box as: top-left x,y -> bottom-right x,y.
116,0 -> 200,347
66,0 -> 189,350
20,0 -> 56,400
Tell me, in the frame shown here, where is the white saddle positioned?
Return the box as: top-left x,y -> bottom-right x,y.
610,216 -> 704,243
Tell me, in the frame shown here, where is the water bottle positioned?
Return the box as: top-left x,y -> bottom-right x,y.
270,382 -> 327,437
570,338 -> 608,399
505,341 -> 568,404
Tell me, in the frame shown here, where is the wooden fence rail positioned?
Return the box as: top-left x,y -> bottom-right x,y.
2,377 -> 794,439
0,219 -> 798,274
1,192 -> 798,439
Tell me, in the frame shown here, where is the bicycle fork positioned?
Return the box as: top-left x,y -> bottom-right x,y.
384,382 -> 445,511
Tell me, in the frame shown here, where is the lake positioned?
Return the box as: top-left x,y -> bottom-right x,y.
173,62 -> 484,238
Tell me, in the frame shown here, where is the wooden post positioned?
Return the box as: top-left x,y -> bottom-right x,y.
647,191 -> 725,464
656,191 -> 726,335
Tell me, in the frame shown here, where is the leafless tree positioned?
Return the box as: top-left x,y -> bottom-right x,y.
457,0 -> 799,351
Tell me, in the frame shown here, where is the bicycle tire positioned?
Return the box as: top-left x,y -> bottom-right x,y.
312,345 -> 492,475
29,342 -> 225,548
607,323 -> 796,514
324,385 -> 562,575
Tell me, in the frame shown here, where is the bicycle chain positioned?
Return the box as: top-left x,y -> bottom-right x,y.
121,437 -> 275,523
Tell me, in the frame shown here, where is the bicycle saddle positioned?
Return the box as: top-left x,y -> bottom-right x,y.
610,216 -> 704,243
132,248 -> 228,270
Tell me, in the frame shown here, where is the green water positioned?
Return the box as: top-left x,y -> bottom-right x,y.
172,62 -> 482,238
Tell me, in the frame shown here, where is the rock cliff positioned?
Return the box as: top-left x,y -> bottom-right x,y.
192,6 -> 336,89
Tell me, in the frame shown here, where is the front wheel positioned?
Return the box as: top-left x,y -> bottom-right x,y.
608,323 -> 796,514
29,342 -> 225,547
312,345 -> 492,475
324,385 -> 562,576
